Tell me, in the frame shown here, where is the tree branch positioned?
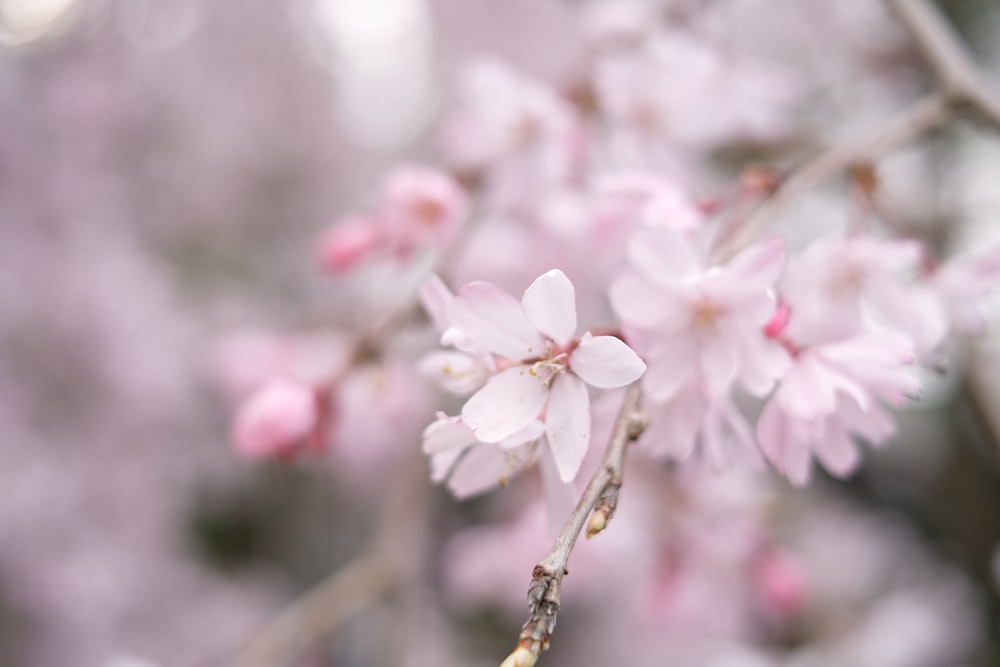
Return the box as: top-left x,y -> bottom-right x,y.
888,0 -> 1000,127
715,0 -> 1000,261
499,381 -> 647,667
232,554 -> 395,667
716,92 -> 954,260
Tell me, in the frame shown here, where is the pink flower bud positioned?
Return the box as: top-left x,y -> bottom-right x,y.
380,165 -> 467,256
316,216 -> 385,273
231,378 -> 319,459
754,550 -> 808,617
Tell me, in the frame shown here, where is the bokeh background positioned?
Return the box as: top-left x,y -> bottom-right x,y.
2,1 -> 1000,666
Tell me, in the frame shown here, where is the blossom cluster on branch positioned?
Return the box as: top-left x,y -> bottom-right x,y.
213,0 -> 1000,665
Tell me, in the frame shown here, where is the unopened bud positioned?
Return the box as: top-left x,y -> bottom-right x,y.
499,646 -> 538,667
586,508 -> 609,538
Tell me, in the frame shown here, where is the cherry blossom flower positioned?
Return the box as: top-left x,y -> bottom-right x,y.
756,332 -> 919,485
438,269 -> 646,482
927,246 -> 1000,336
780,235 -> 932,346
231,377 -> 320,459
610,224 -> 788,402
380,164 -> 468,258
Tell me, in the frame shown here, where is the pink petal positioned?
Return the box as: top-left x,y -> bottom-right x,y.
545,373 -> 592,482
609,274 -> 678,329
522,269 -> 578,345
422,414 -> 476,454
570,333 -> 646,388
419,274 -> 455,333
498,419 -> 546,450
812,419 -> 859,478
462,366 -> 548,442
699,333 -> 739,397
643,336 -> 698,401
232,378 -> 318,458
450,281 -> 547,359
627,224 -> 702,284
639,387 -> 704,460
447,445 -> 518,498
725,236 -> 785,288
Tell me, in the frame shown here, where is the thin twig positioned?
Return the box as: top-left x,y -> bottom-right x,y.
888,0 -> 1000,127
227,456 -> 429,667
500,381 -> 647,667
715,92 -> 954,261
232,555 -> 395,667
716,0 -> 1000,261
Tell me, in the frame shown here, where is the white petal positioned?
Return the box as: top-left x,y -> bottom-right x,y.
462,366 -> 548,442
450,281 -> 547,359
570,333 -> 646,388
522,269 -> 577,345
447,445 -> 511,498
430,448 -> 464,483
545,373 -> 592,482
417,351 -> 489,396
498,419 -> 545,450
422,414 -> 476,454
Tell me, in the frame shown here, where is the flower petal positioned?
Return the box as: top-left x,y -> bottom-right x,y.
570,333 -> 646,388
627,224 -> 702,284
421,414 -> 475,454
462,365 -> 548,442
725,237 -> 785,288
450,281 -> 547,359
609,273 -> 678,329
545,373 -> 591,482
447,444 -> 521,498
522,269 -> 577,345
417,351 -> 489,396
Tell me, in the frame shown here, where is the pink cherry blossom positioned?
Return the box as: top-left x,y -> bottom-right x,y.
441,269 -> 645,482
928,246 -> 1000,335
780,235 -> 932,346
756,332 -> 919,485
379,164 -> 468,258
611,224 -> 789,401
231,377 -> 319,459
316,215 -> 386,273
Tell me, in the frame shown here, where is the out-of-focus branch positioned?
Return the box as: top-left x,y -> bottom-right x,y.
889,0 -> 1000,127
232,554 -> 395,667
500,382 -> 647,667
716,93 -> 954,260
716,0 -> 1000,260
228,458 -> 429,667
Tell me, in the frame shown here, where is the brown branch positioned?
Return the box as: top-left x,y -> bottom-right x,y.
888,0 -> 1000,127
499,381 -> 647,667
715,0 -> 1000,261
232,554 -> 395,667
715,92 -> 954,261
227,456 -> 430,667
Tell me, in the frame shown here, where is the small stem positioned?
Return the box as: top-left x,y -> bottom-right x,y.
232,555 -> 394,667
715,92 -> 954,261
500,382 -> 646,666
889,0 -> 1000,128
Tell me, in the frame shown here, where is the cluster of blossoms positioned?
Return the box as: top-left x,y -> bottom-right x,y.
211,1 -> 1000,664
219,0 -> 1000,499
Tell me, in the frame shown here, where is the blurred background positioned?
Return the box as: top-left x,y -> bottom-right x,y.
2,1 -> 1000,666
